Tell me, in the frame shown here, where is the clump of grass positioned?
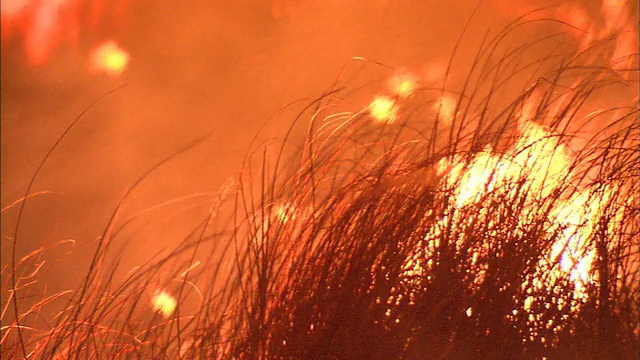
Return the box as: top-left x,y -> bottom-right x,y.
2,5 -> 638,360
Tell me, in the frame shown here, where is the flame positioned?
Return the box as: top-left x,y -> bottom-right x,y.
274,202 -> 298,223
388,72 -> 418,98
151,290 -> 177,318
89,40 -> 130,76
432,119 -> 612,304
369,95 -> 398,123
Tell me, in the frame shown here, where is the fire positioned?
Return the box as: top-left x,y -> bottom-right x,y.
274,202 -> 300,223
151,290 -> 177,318
89,40 -> 130,76
433,118 -> 615,304
388,72 -> 418,98
368,95 -> 398,123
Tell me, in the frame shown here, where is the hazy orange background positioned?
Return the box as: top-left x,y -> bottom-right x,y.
1,0 -> 636,295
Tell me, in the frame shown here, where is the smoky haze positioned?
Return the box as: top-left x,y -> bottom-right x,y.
0,0 -> 630,296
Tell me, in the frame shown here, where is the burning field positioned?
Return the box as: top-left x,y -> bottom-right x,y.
1,0 -> 638,359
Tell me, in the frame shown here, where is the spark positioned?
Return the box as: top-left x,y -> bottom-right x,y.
151,290 -> 177,318
274,202 -> 297,223
388,72 -> 418,98
369,95 -> 398,123
89,40 -> 130,76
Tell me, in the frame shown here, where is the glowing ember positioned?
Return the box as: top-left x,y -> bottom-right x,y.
369,95 -> 397,123
151,290 -> 177,318
274,202 -> 297,223
89,40 -> 130,76
388,72 -> 418,98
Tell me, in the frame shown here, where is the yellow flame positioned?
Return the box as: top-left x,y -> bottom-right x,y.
388,72 -> 418,98
151,290 -> 177,318
89,40 -> 130,76
369,95 -> 398,123
274,202 -> 297,223
433,119 -> 606,304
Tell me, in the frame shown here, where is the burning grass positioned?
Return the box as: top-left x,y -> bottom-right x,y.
2,5 -> 638,360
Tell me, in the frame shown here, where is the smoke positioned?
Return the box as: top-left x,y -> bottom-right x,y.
1,0 -> 637,298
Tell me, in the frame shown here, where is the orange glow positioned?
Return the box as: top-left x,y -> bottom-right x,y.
271,0 -> 298,19
553,3 -> 593,49
1,0 -> 31,17
151,289 -> 177,318
388,72 -> 418,98
432,94 -> 457,126
1,1 -> 636,356
600,0 -> 629,38
1,0 -> 131,66
89,40 -> 130,76
274,202 -> 297,223
438,121 -> 572,205
559,4 -> 591,36
1,0 -> 81,65
422,61 -> 446,85
611,27 -> 638,71
369,95 -> 398,123
434,119 -> 603,302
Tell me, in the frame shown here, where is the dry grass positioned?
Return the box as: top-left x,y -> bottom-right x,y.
2,7 -> 638,360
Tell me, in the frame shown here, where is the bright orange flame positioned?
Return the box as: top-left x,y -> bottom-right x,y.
89,40 -> 130,76
151,289 -> 177,318
434,119 -> 605,303
369,95 -> 398,123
